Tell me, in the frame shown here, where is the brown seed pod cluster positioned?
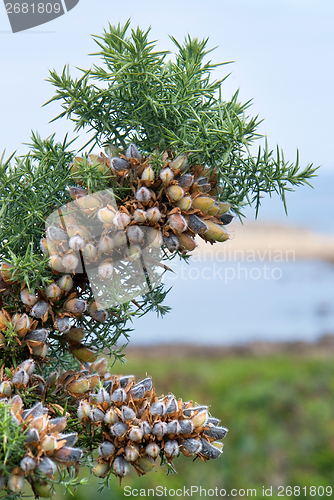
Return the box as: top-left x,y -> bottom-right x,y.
0,395 -> 82,496
76,372 -> 227,478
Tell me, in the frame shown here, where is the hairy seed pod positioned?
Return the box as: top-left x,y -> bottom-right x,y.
192,410 -> 208,428
76,194 -> 101,210
203,426 -> 228,440
220,213 -> 234,225
58,275 -> 74,292
77,401 -> 91,421
113,212 -> 131,229
113,231 -> 127,246
49,417 -> 67,433
22,402 -> 44,420
111,157 -> 131,171
133,209 -> 147,223
17,359 -> 35,375
207,203 -> 220,216
61,253 -> 79,271
211,441 -> 224,452
179,419 -> 194,435
31,301 -> 49,318
41,435 -> 57,452
52,447 -> 83,464
127,225 -> 145,244
166,396 -> 178,414
146,442 -> 160,459
20,288 -> 38,307
183,438 -> 202,455
142,421 -> 152,436
104,408 -> 119,424
98,235 -> 114,253
97,207 -> 116,224
32,481 -> 53,498
131,377 -> 152,394
66,378 -> 89,394
141,166 -> 155,181
135,186 -> 152,203
71,345 -> 97,362
0,262 -> 13,281
20,456 -> 37,472
111,421 -> 128,438
163,233 -> 179,252
126,143 -> 142,161
121,406 -> 136,421
98,261 -> 114,280
89,408 -> 105,422
49,255 -> 64,272
218,202 -> 231,214
168,213 -> 188,233
125,444 -> 140,462
164,440 -> 179,458
146,228 -> 163,248
98,441 -> 115,458
69,186 -> 88,199
65,298 -> 87,314
196,177 -> 211,193
152,421 -> 167,436
160,167 -> 174,184
177,233 -> 196,252
127,244 -> 141,259
167,420 -> 181,435
170,155 -> 188,171
45,282 -> 62,300
26,328 -> 49,343
88,302 -> 108,322
149,401 -> 166,416
146,207 -> 162,223
94,389 -> 111,405
10,395 -> 23,413
206,416 -> 221,426
187,214 -> 208,234
47,226 -> 67,242
177,173 -> 194,188
0,311 -> 9,330
200,438 -> 222,459
183,405 -> 208,417
13,313 -> 31,337
12,370 -> 29,386
87,374 -> 100,389
204,220 -> 229,242
55,316 -> 71,332
192,196 -> 214,211
0,381 -> 12,397
93,462 -> 110,478
69,235 -> 85,252
25,428 -> 40,443
37,457 -> 57,477
31,343 -> 49,357
128,426 -> 144,442
94,358 -> 108,376
65,327 -> 85,342
176,196 -> 192,211
111,388 -> 127,403
166,185 -> 184,202
135,456 -> 155,473
114,456 -> 130,477
8,475 -> 25,493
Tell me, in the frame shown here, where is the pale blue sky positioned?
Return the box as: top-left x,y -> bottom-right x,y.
0,0 -> 333,172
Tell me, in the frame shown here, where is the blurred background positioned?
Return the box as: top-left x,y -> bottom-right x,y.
1,0 -> 334,498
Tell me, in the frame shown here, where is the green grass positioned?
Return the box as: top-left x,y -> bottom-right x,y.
55,354 -> 334,500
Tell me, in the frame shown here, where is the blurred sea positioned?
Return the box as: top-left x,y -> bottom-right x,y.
130,169 -> 334,345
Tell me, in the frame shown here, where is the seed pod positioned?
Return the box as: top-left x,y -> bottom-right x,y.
119,375 -> 135,388
65,298 -> 87,314
132,209 -> 146,223
31,301 -> 49,319
220,213 -> 234,225
121,406 -> 136,421
206,416 -> 221,426
125,444 -> 140,462
114,456 -> 130,477
167,420 -> 181,435
41,435 -> 57,452
76,194 -> 101,210
146,207 -> 162,223
71,345 -> 98,362
8,475 -> 25,493
98,235 -> 114,253
65,327 -> 85,342
87,374 -> 100,389
32,481 -> 53,498
187,214 -> 207,234
113,231 -> 127,246
166,396 -> 178,414
149,401 -> 166,417
10,395 -> 23,413
203,425 -> 228,440
135,456 -> 155,473
55,316 -> 71,332
142,421 -> 152,436
20,456 -> 37,473
146,228 -> 163,248
164,440 -> 179,459
58,275 -> 74,292
191,196 -> 214,211
37,457 -> 57,477
66,378 -> 89,394
82,242 -> 97,260
211,441 -> 224,452
170,155 -> 188,171
0,332 -> 4,346
196,177 -> 211,193
128,426 -> 144,442
49,255 -> 64,272
12,370 -> 29,386
113,212 -> 131,229
183,405 -> 208,417
152,421 -> 167,436
111,157 -> 131,171
207,203 -> 220,216
77,401 -> 91,421
98,261 -> 114,280
191,410 -> 208,428
49,417 -> 67,433
61,253 -> 79,271
56,433 -> 77,448
26,328 -> 49,343
146,442 -> 160,459
89,408 -> 105,422
127,225 -> 145,244
200,438 -> 222,459
52,447 -> 83,463
127,244 -> 141,259
44,283 -> 62,301
166,185 -> 184,202
135,186 -> 152,203
98,441 -> 115,458
204,220 -> 229,242
179,419 -> 194,435
22,402 -> 44,420
69,235 -> 85,252
168,213 -> 188,233
0,381 -> 12,397
177,233 -> 196,251
93,462 -> 110,478
160,167 -> 174,184
69,186 -> 88,199
97,207 -> 116,224
183,438 -> 202,455
104,408 -> 119,424
95,358 -> 108,376
218,202 -> 231,214
110,421 -> 128,438
0,262 -> 13,282
177,174 -> 194,188
20,288 -> 38,307
126,143 -> 142,161
13,313 -> 31,337
25,428 -> 40,443
163,233 -> 179,252
141,166 -> 155,181
47,226 -> 67,242
176,196 -> 192,211
31,343 -> 49,357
